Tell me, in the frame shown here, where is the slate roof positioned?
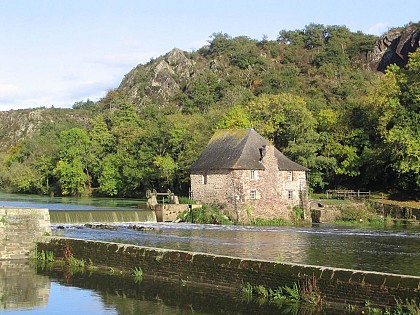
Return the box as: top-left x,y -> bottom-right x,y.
190,129 -> 309,172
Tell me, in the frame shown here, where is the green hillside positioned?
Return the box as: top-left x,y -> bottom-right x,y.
0,23 -> 418,198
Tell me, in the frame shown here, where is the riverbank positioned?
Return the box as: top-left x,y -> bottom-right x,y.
180,199 -> 420,227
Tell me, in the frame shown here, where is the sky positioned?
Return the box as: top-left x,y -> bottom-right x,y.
0,0 -> 418,111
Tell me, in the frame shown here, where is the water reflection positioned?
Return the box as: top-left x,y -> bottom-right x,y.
37,268 -> 341,315
0,260 -> 50,311
0,192 -> 145,211
0,262 -> 344,315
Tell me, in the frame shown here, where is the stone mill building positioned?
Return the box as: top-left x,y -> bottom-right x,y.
189,128 -> 309,222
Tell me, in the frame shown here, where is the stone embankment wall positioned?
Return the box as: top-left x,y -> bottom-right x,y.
369,201 -> 420,221
0,207 -> 51,259
155,204 -> 201,222
310,201 -> 342,223
38,238 -> 419,307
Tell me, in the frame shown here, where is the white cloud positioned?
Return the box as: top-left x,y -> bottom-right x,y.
368,22 -> 388,36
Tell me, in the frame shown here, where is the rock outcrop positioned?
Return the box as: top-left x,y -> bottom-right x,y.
119,48 -> 195,106
369,24 -> 419,72
0,108 -> 90,151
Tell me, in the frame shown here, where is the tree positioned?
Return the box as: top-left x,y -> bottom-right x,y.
246,93 -> 316,148
304,23 -> 326,49
216,105 -> 252,129
54,158 -> 88,196
54,128 -> 92,196
362,53 -> 420,192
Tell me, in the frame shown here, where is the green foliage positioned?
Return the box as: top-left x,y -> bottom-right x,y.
177,204 -> 232,225
177,196 -> 196,204
241,282 -> 254,301
87,259 -> 98,271
252,217 -> 289,226
72,99 -> 96,111
216,105 -> 252,129
0,215 -> 8,225
241,277 -> 323,306
132,267 -> 143,283
0,23 -> 417,198
35,248 -> 54,263
291,206 -> 305,223
54,158 -> 88,196
68,256 -> 85,269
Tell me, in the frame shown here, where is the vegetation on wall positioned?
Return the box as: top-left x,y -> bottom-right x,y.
0,23 -> 418,198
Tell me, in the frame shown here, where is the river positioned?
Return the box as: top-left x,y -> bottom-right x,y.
1,192 -> 419,276
1,192 -> 419,314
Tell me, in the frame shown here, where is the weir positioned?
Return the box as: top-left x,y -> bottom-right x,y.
49,210 -> 157,224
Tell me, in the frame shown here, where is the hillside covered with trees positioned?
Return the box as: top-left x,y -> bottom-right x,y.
0,23 -> 419,198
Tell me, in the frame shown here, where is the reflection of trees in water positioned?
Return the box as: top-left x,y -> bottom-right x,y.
0,260 -> 50,310
151,228 -> 311,263
54,270 -> 331,315
305,228 -> 420,275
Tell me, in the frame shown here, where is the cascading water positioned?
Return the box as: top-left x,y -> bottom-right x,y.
49,210 -> 157,224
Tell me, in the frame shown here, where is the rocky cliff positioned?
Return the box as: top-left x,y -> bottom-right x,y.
0,108 -> 90,150
369,23 -> 419,72
118,48 -> 196,107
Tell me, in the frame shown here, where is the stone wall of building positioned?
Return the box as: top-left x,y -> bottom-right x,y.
190,146 -> 308,223
0,207 -> 51,259
190,169 -> 231,205
38,238 -> 420,307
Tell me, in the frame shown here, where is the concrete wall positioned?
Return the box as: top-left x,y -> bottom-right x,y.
38,238 -> 420,307
0,207 -> 51,259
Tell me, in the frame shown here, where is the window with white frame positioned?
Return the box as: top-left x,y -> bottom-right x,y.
287,171 -> 293,181
202,173 -> 208,185
250,170 -> 258,180
287,190 -> 293,200
250,190 -> 257,200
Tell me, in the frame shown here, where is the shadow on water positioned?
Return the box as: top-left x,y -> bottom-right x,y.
0,260 -> 345,315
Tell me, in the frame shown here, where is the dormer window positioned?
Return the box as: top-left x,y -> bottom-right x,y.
250,170 -> 258,180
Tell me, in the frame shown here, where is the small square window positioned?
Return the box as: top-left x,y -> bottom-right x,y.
288,191 -> 293,199
250,190 -> 257,200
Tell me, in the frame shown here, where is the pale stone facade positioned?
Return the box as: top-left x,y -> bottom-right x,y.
0,207 -> 51,259
190,129 -> 309,222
